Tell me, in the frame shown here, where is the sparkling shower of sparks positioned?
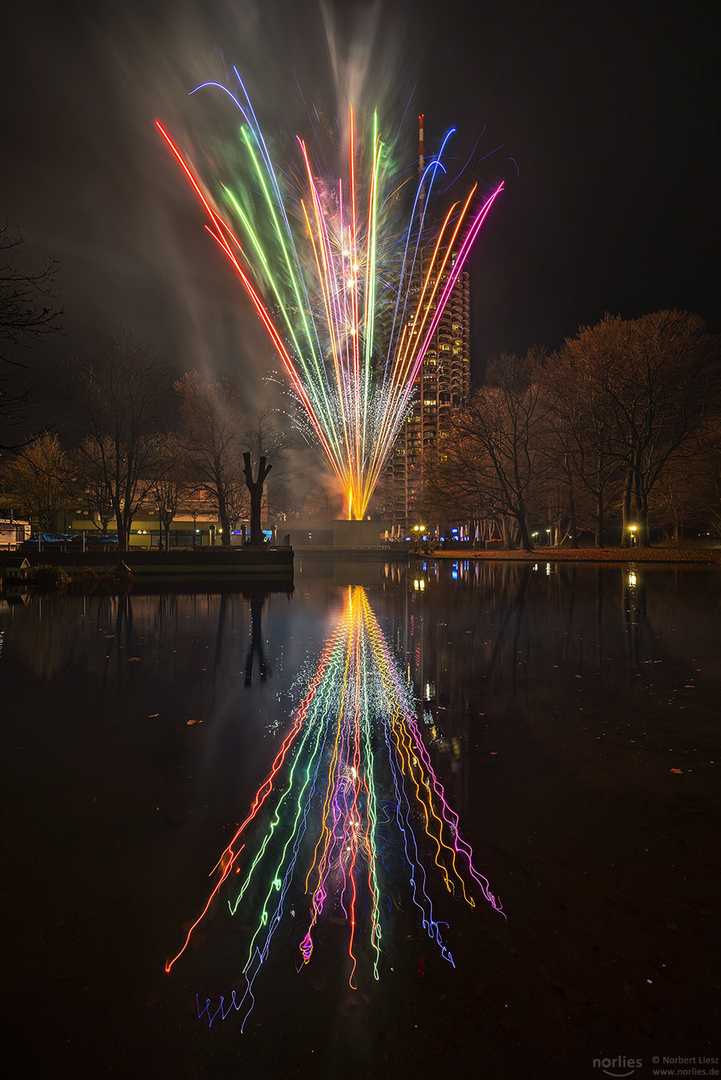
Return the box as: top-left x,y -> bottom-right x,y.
167,586 -> 503,1030
157,71 -> 502,518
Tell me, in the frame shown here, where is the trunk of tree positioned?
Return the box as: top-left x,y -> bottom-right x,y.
122,510 -> 133,551
213,456 -> 232,545
159,509 -> 173,551
218,505 -> 231,545
243,453 -> 272,545
245,598 -> 269,685
621,471 -> 633,546
595,490 -> 604,548
594,452 -> 605,548
111,496 -> 126,550
634,482 -> 650,547
567,464 -> 579,548
516,510 -> 534,552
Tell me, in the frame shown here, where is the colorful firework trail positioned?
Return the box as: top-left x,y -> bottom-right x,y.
157,71 -> 503,518
166,586 -> 503,1030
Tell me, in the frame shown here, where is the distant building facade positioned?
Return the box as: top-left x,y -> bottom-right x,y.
0,515 -> 31,550
383,251 -> 472,527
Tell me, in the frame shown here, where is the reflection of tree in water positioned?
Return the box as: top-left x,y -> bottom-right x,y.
206,591 -> 267,693
9,593 -> 118,681
114,591 -> 134,644
383,561 -> 536,816
485,562 -> 531,693
13,596 -> 72,680
393,561 -> 716,756
398,560 -> 533,698
244,596 -> 270,686
90,588 -> 286,696
153,592 -> 179,640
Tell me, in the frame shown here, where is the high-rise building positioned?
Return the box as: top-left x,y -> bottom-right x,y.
382,252 -> 472,527
376,116 -> 472,529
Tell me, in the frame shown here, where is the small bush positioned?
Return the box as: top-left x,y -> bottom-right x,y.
68,567 -> 99,594
31,565 -> 71,592
94,564 -> 133,593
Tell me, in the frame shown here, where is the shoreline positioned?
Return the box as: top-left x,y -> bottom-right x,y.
0,545 -> 295,590
409,545 -> 721,564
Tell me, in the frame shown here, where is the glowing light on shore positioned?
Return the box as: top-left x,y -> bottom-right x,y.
157,72 -> 502,518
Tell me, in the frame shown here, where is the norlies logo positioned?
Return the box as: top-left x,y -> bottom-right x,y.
593,1057 -> 642,1078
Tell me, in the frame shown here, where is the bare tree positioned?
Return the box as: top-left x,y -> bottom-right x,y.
649,412 -> 721,541
175,372 -> 247,545
701,426 -> 721,538
425,435 -> 498,542
71,437 -> 115,533
303,483 -> 344,520
618,311 -> 720,545
544,326 -> 625,547
151,432 -> 192,549
243,452 -> 272,545
552,311 -> 720,547
242,409 -> 293,521
0,223 -> 63,449
436,350 -> 549,551
3,433 -> 72,530
66,331 -> 169,549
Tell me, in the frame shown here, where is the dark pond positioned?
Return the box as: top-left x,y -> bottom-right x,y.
1,557 -> 719,1080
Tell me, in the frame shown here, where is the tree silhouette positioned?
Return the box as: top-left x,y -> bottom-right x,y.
0,223 -> 63,449
66,331 -> 168,549
243,452 -> 272,545
175,372 -> 247,546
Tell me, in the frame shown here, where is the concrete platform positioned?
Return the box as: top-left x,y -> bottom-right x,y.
0,546 -> 295,584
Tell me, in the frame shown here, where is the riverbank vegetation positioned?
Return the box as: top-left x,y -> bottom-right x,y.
424,312 -> 721,550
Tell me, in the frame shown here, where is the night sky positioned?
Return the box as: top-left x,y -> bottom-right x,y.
1,0 -> 718,400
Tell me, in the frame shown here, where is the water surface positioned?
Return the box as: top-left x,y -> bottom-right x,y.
1,559 -> 719,1078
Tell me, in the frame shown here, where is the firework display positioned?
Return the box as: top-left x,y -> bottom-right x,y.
157,71 -> 502,518
166,586 -> 503,1029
